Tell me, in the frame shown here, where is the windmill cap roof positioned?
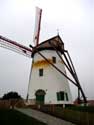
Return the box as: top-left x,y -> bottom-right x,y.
31,35 -> 64,57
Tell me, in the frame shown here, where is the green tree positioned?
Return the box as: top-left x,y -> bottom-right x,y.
2,91 -> 22,100
2,91 -> 23,109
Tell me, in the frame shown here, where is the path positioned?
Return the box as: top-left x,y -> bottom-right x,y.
16,108 -> 76,125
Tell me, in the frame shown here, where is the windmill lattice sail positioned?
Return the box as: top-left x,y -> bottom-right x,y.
33,7 -> 42,46
0,35 -> 32,58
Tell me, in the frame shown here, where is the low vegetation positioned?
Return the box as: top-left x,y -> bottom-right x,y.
65,104 -> 94,112
2,91 -> 22,100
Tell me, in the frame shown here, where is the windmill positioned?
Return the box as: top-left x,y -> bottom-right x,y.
0,7 -> 87,105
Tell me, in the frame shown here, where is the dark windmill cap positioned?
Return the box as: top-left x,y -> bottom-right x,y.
31,35 -> 64,57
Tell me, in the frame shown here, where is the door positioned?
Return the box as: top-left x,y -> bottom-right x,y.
35,89 -> 46,104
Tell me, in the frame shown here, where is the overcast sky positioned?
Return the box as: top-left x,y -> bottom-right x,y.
0,0 -> 93,100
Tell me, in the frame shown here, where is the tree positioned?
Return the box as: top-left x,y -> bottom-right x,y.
2,91 -> 23,109
2,91 -> 22,100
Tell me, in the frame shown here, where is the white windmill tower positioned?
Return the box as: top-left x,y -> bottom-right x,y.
0,7 -> 87,105
28,35 -> 72,105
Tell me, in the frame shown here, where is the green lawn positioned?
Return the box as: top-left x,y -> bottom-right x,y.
0,109 -> 46,125
65,105 -> 94,112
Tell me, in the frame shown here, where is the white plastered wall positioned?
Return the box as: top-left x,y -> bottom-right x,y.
28,50 -> 72,104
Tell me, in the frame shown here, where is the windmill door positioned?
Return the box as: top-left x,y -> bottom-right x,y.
35,89 -> 46,104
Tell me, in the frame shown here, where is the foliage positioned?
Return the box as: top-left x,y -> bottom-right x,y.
65,104 -> 94,112
2,91 -> 22,100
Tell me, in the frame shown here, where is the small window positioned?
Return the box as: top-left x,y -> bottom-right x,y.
39,68 -> 43,76
57,91 -> 64,101
52,57 -> 56,63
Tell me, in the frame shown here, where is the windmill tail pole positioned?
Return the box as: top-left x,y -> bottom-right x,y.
48,41 -> 87,104
64,50 -> 87,104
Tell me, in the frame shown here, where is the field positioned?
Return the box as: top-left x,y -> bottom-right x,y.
0,109 -> 46,125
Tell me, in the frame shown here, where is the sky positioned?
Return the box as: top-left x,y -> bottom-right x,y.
0,0 -> 93,100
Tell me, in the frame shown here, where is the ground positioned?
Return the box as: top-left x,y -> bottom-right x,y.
0,108 -> 46,125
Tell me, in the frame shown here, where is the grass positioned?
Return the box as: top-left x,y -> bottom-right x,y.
65,105 -> 94,113
0,108 -> 46,125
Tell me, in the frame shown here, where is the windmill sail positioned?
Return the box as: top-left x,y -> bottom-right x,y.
33,7 -> 42,46
0,35 -> 32,58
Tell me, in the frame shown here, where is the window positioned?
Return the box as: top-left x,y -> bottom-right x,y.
57,91 -> 64,101
39,68 -> 43,76
52,57 -> 56,63
57,91 -> 69,101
